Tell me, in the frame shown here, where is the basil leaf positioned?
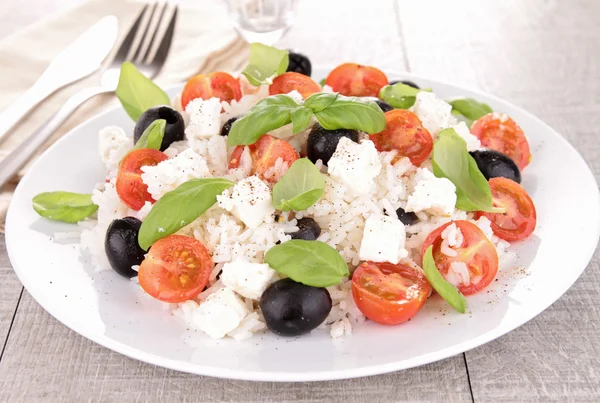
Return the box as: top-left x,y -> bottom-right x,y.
423,246 -> 467,313
449,98 -> 492,125
138,178 -> 234,250
264,240 -> 349,287
319,78 -> 326,87
131,119 -> 166,151
432,129 -> 504,213
242,43 -> 289,86
227,95 -> 301,147
290,107 -> 313,134
305,93 -> 386,134
32,191 -> 97,223
379,83 -> 422,109
272,158 -> 325,211
116,62 -> 170,121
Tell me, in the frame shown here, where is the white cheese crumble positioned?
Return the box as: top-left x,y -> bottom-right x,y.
185,97 -> 222,139
182,288 -> 249,339
221,259 -> 278,300
98,126 -> 131,172
217,175 -> 275,229
411,91 -> 456,135
359,214 -> 407,264
405,168 -> 457,216
450,121 -> 481,151
328,138 -> 382,195
140,149 -> 210,200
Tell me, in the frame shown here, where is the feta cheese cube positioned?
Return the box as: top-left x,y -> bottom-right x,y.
328,138 -> 382,195
450,121 -> 481,151
221,259 -> 277,299
411,92 -> 455,135
141,149 -> 210,200
405,168 -> 457,216
185,97 -> 222,139
98,126 -> 131,171
192,287 -> 249,339
217,175 -> 275,229
359,214 -> 407,264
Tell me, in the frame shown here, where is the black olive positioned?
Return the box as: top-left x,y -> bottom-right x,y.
307,123 -> 359,166
220,116 -> 239,137
133,106 -> 185,151
286,217 -> 321,240
286,51 -> 312,77
389,80 -> 420,89
395,207 -> 419,226
260,278 -> 332,336
469,149 -> 521,183
362,97 -> 393,113
105,217 -> 145,278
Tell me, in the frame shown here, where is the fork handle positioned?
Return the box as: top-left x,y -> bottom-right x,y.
0,86 -> 111,189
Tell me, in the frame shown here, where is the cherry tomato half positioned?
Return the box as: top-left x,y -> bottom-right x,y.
229,134 -> 299,183
369,109 -> 433,166
471,113 -> 531,170
181,72 -> 242,109
269,72 -> 321,99
138,235 -> 213,303
116,148 -> 168,210
352,261 -> 431,325
476,177 -> 537,242
325,63 -> 388,97
421,220 -> 498,296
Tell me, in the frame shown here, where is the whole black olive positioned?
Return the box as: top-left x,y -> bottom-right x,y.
105,217 -> 145,278
395,207 -> 419,226
307,123 -> 359,166
133,106 -> 185,151
389,80 -> 420,89
260,278 -> 332,336
286,217 -> 321,240
286,51 -> 312,77
469,149 -> 521,183
362,97 -> 393,112
220,116 -> 239,137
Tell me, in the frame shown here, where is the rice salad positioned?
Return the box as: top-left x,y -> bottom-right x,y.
33,44 -> 536,341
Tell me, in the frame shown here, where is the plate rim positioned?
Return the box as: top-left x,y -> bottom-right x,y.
6,70 -> 600,382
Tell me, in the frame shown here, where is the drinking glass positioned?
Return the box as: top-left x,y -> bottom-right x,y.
223,0 -> 299,45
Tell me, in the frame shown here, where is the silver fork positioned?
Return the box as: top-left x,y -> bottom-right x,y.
0,2 -> 178,189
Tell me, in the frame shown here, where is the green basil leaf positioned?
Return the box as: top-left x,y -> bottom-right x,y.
32,191 -> 97,223
423,246 -> 467,313
227,95 -> 301,147
138,178 -> 234,250
432,129 -> 505,213
305,93 -> 386,134
264,240 -> 349,287
379,83 -> 422,109
290,107 -> 313,134
242,43 -> 289,86
116,62 -> 170,121
272,158 -> 325,211
319,78 -> 326,87
449,98 -> 492,125
131,119 -> 166,151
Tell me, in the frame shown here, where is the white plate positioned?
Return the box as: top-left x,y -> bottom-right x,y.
6,69 -> 600,381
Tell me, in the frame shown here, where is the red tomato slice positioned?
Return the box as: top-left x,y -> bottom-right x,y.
228,134 -> 299,183
116,149 -> 168,210
325,63 -> 388,97
138,235 -> 213,303
421,220 -> 498,296
476,177 -> 537,242
352,261 -> 431,325
369,109 -> 433,166
471,113 -> 531,170
181,72 -> 242,109
268,72 -> 321,99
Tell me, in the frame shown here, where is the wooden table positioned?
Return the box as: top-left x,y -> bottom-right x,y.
1,0 -> 599,401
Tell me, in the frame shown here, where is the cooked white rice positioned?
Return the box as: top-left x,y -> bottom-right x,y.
80,80 -> 518,341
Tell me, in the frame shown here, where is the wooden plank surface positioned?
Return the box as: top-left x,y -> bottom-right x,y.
0,0 -> 599,401
398,0 -> 600,401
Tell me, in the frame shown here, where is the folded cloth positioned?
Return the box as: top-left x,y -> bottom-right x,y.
0,0 -> 250,230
